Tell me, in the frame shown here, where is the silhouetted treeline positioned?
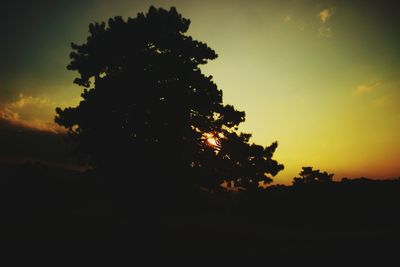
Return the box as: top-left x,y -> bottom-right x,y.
233,178 -> 400,229
1,161 -> 399,263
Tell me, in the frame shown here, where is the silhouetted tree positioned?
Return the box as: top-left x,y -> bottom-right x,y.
293,167 -> 334,185
55,6 -> 283,195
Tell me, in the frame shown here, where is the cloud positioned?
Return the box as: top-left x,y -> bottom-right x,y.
317,8 -> 334,37
282,14 -> 306,31
318,26 -> 332,37
353,81 -> 380,95
0,94 -> 66,133
372,96 -> 390,107
6,93 -> 51,109
283,15 -> 292,24
318,7 -> 334,23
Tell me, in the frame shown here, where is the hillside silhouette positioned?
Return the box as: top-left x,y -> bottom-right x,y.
0,6 -> 399,264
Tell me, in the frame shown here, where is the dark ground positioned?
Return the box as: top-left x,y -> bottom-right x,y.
0,162 -> 399,264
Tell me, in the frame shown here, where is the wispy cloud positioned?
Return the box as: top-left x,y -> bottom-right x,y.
282,14 -> 306,31
318,26 -> 332,37
317,7 -> 335,37
353,81 -> 380,95
283,15 -> 292,24
7,93 -> 52,109
372,96 -> 390,108
318,7 -> 334,23
0,94 -> 66,133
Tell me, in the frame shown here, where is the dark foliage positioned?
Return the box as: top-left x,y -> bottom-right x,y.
55,6 -> 284,197
293,166 -> 334,185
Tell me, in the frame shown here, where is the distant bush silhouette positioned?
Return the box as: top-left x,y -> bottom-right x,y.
293,166 -> 334,185
55,6 -> 283,196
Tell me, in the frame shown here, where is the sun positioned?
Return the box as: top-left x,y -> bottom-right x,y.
206,136 -> 219,147
203,132 -> 223,150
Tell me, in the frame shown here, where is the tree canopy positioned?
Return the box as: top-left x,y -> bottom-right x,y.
55,6 -> 284,193
293,167 -> 334,185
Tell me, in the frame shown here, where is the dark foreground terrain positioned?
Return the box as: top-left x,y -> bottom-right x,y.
1,162 -> 399,264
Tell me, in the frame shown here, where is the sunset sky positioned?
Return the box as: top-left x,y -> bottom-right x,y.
1,0 -> 399,184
